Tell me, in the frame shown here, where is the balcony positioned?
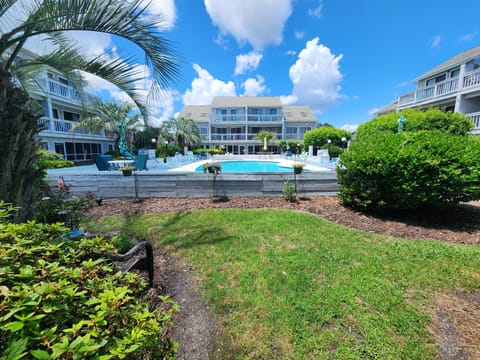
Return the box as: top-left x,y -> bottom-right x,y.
398,69 -> 480,108
36,77 -> 80,102
38,117 -> 109,139
466,111 -> 480,129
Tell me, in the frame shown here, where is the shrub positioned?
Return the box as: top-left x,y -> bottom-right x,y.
356,108 -> 473,140
36,150 -> 75,170
303,126 -> 351,150
34,185 -> 95,229
282,180 -> 297,202
337,131 -> 480,211
0,203 -> 177,359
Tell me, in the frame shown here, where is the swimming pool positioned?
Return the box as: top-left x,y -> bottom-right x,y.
195,160 -> 294,173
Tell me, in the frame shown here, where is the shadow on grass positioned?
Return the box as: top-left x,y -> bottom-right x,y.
366,203 -> 480,233
146,210 -> 235,250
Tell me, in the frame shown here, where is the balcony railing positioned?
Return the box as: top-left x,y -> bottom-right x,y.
466,111 -> 480,129
463,68 -> 480,88
38,78 -> 80,101
39,117 -> 107,138
210,134 -> 247,141
211,114 -> 283,122
399,69 -> 480,108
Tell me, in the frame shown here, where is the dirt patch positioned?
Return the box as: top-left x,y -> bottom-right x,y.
87,196 -> 480,358
429,290 -> 480,359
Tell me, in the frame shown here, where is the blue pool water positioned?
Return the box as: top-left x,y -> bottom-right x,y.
195,160 -> 294,173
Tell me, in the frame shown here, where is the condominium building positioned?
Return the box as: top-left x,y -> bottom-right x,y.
178,96 -> 318,154
377,45 -> 480,133
19,49 -> 115,161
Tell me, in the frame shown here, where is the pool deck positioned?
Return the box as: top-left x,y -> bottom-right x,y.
46,154 -> 339,199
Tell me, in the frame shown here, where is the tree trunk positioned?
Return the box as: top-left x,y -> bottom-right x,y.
0,68 -> 45,222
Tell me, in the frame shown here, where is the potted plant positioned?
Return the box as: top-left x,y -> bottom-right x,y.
120,165 -> 135,176
202,162 -> 221,174
292,163 -> 305,174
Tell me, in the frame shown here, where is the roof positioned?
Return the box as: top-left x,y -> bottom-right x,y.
210,96 -> 282,107
415,45 -> 480,81
282,105 -> 317,123
177,105 -> 210,121
177,97 -> 317,123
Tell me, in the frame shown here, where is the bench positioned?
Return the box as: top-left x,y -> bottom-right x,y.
108,240 -> 155,288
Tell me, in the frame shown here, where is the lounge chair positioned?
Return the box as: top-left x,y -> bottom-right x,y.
186,151 -> 196,161
134,154 -> 148,171
93,154 -> 113,171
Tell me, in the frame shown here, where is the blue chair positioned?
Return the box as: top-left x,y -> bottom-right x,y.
93,155 -> 112,171
134,154 -> 147,171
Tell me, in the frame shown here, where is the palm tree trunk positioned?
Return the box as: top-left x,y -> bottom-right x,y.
0,68 -> 45,222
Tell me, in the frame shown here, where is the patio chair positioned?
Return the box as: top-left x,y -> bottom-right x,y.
93,154 -> 112,171
134,154 -> 148,171
187,151 -> 195,161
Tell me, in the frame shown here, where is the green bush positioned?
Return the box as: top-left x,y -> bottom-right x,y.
337,131 -> 480,211
0,203 -> 177,359
156,144 -> 181,158
356,108 -> 473,140
304,126 -> 351,150
36,150 -> 75,170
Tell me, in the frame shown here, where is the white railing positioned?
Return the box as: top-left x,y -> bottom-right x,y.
211,115 -> 246,122
39,118 -> 106,137
463,68 -> 480,88
399,78 -> 459,107
210,134 -> 247,141
466,112 -> 480,129
38,78 -> 79,100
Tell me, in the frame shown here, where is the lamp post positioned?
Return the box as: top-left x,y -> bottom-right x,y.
341,137 -> 347,152
164,140 -> 168,163
327,139 -> 332,159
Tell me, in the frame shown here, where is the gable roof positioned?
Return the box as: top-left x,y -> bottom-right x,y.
415,45 -> 480,81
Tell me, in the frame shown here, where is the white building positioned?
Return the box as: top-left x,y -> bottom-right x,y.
178,96 -> 318,154
378,45 -> 480,133
18,49 -> 115,162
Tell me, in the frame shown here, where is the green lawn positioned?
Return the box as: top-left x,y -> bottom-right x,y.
86,209 -> 480,359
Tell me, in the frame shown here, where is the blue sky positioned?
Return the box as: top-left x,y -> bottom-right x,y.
33,0 -> 480,131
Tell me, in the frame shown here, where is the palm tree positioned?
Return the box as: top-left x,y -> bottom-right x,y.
254,130 -> 277,152
74,101 -> 142,153
159,117 -> 202,153
0,0 -> 179,222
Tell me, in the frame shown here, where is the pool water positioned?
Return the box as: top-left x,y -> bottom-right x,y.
195,160 -> 294,173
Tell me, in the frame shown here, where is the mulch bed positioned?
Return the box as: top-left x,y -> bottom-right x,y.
87,196 -> 480,244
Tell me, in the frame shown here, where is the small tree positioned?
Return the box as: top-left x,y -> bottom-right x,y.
254,130 -> 277,151
303,126 -> 351,153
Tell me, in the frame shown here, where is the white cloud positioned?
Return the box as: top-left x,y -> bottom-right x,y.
340,124 -> 358,133
183,63 -> 236,105
287,50 -> 297,56
369,107 -> 380,115
294,31 -> 304,40
242,75 -> 267,96
352,95 -> 360,100
144,0 -> 177,30
287,37 -> 343,113
204,0 -> 293,50
308,0 -> 323,18
280,94 -> 298,104
234,52 -> 263,75
459,32 -> 477,42
431,35 -> 441,48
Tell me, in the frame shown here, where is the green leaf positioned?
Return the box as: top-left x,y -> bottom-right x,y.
30,350 -> 50,360
4,337 -> 28,360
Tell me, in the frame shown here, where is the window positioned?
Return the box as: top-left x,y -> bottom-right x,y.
39,142 -> 48,150
426,74 -> 446,86
63,111 -> 80,122
466,57 -> 480,72
58,77 -> 69,85
450,68 -> 460,78
52,108 -> 59,119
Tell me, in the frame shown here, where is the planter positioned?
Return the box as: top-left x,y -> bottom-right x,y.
122,169 -> 133,176
293,167 -> 303,175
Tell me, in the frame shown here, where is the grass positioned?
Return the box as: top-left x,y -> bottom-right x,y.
85,209 -> 480,359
